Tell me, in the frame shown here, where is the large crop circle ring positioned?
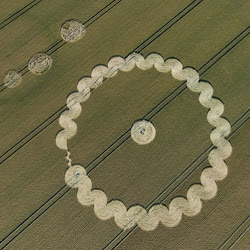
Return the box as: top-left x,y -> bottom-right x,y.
56,52 -> 232,231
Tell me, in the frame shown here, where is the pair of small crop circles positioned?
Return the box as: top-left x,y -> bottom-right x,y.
4,19 -> 85,88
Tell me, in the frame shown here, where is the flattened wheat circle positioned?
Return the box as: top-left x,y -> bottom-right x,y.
56,53 -> 232,231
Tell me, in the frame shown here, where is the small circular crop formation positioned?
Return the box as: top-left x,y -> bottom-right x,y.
131,120 -> 156,145
60,19 -> 86,42
3,18 -> 86,88
56,52 -> 232,231
28,53 -> 52,75
4,70 -> 22,88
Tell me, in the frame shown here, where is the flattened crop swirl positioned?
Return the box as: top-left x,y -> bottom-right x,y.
56,52 -> 232,231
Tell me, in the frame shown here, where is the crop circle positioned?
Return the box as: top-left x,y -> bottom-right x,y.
28,53 -> 52,75
131,120 -> 156,145
60,19 -> 86,42
56,52 -> 232,231
4,70 -> 22,88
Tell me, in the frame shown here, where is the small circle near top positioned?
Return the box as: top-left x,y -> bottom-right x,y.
131,120 -> 156,145
60,19 -> 86,42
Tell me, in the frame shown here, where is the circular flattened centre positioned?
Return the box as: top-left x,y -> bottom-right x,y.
4,70 -> 22,88
131,120 -> 156,145
60,19 -> 86,42
28,53 -> 52,75
65,165 -> 86,188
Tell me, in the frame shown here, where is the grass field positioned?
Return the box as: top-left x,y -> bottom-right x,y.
0,0 -> 249,249
0,0 -> 33,25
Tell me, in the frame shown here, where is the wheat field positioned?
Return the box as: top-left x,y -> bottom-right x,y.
0,0 -> 249,249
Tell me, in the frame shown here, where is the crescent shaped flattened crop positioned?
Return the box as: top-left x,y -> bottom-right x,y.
56,52 -> 232,231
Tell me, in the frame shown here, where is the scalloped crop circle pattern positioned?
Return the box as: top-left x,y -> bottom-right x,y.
56,52 -> 232,231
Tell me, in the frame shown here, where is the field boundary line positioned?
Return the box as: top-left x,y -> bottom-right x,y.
218,215 -> 250,249
0,0 -> 43,31
227,225 -> 250,250
133,0 -> 203,53
0,186 -> 71,249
